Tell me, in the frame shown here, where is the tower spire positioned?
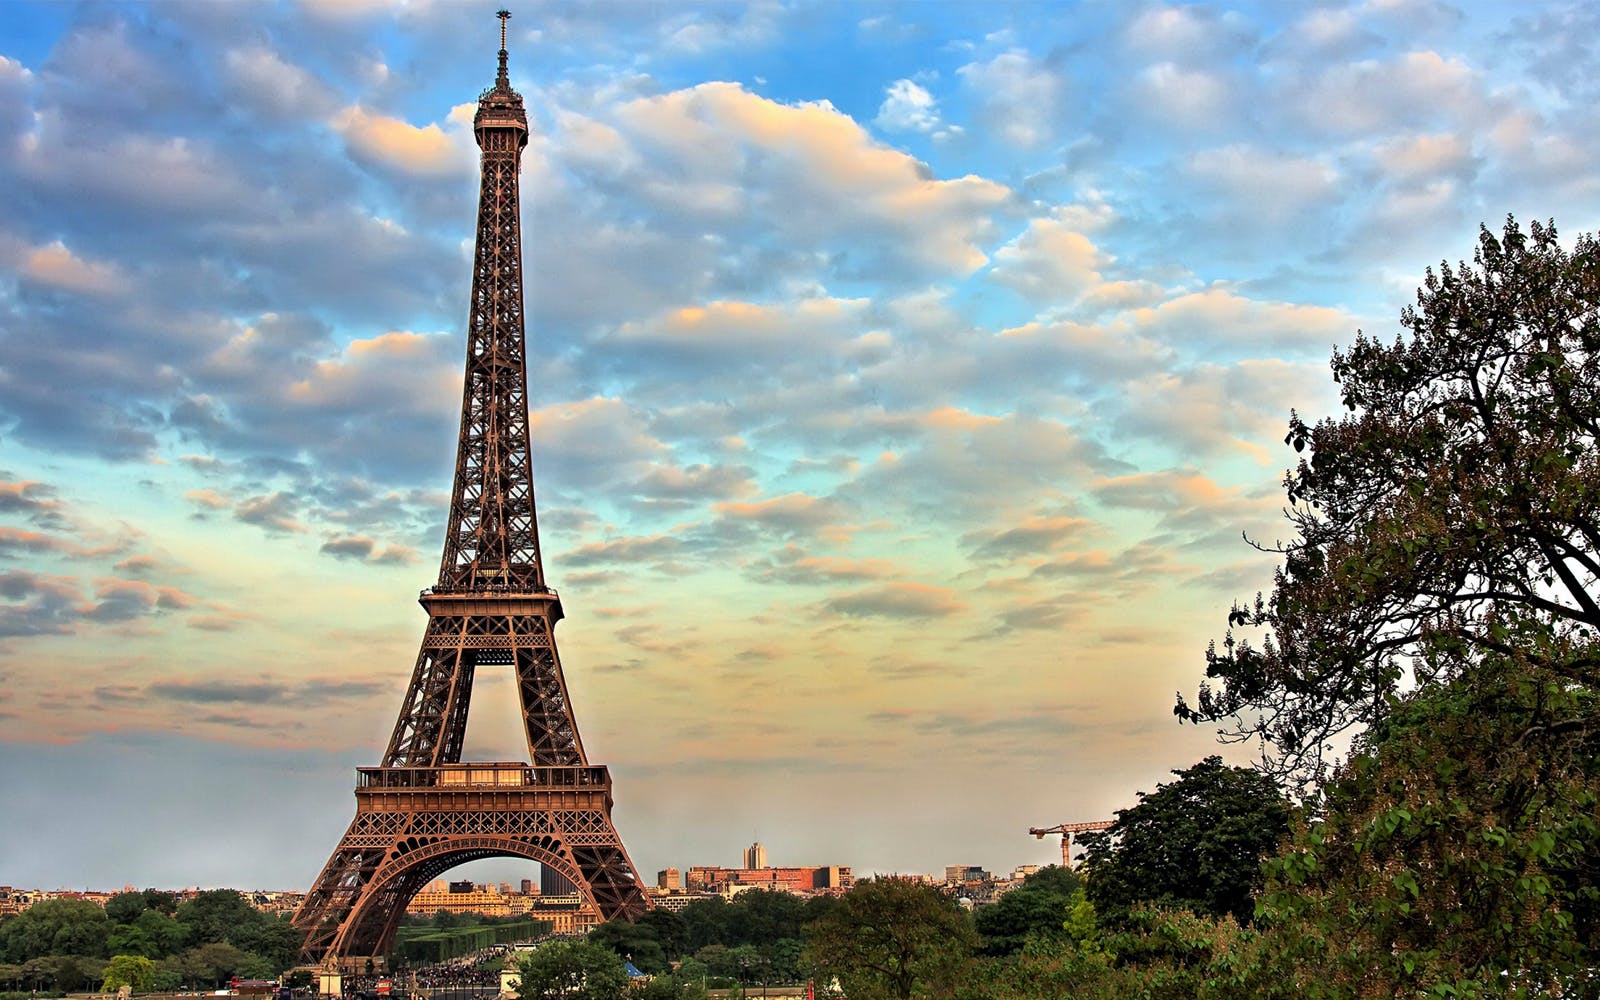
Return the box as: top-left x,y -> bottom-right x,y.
496,9 -> 511,90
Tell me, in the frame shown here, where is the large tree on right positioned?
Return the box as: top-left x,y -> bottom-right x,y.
1179,218 -> 1600,993
1180,217 -> 1600,784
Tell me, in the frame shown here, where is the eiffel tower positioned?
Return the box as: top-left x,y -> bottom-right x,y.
293,12 -> 649,968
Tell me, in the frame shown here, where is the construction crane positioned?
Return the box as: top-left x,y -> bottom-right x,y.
1029,820 -> 1113,868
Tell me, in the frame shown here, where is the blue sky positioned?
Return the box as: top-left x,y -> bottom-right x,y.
3,0 -> 1599,890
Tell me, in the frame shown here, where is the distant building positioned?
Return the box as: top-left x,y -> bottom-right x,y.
407,887 -> 511,917
541,867 -> 577,896
685,865 -> 851,895
520,879 -> 534,895
744,842 -> 767,869
945,865 -> 990,884
448,880 -> 474,894
644,889 -> 720,912
657,868 -> 681,891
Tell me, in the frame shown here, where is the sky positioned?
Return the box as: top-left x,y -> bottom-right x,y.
3,0 -> 1600,893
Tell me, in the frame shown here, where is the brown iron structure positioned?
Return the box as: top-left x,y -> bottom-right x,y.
293,12 -> 649,968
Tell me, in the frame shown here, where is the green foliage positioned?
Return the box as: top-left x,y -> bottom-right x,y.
585,917 -> 669,974
803,876 -> 976,1000
0,900 -> 111,962
512,940 -> 627,1000
103,895 -> 147,926
1181,217 -> 1600,785
1251,650 -> 1600,996
972,865 -> 1082,956
590,889 -> 811,982
393,919 -> 549,965
175,891 -> 258,950
1080,756 -> 1290,928
633,972 -> 709,1000
185,942 -> 250,988
100,955 -> 156,993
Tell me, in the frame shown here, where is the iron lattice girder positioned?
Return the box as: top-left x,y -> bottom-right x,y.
293,35 -> 649,970
294,769 -> 649,961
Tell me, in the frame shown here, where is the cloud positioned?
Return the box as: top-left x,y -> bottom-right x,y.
184,489 -> 232,512
223,46 -> 336,121
0,478 -> 67,527
629,462 -> 756,505
960,515 -> 1101,563
19,240 -> 128,296
1114,359 -> 1334,461
145,676 -> 388,705
875,79 -> 943,134
989,216 -> 1108,301
1124,5 -> 1256,61
0,527 -> 98,559
1186,145 -> 1341,224
958,50 -> 1066,149
824,582 -> 967,620
320,535 -> 420,564
0,569 -> 83,637
334,106 -> 471,177
1131,287 -> 1353,353
1371,132 -> 1476,181
713,493 -> 852,541
1290,50 -> 1481,136
81,578 -> 197,622
607,82 -> 1013,278
235,493 -> 305,534
747,545 -> 903,585
1092,470 -> 1280,538
1132,63 -> 1232,129
562,534 -> 684,568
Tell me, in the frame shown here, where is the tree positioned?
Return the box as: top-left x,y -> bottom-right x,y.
512,939 -> 628,1000
104,894 -> 149,926
1079,756 -> 1290,928
803,877 -> 976,1000
175,891 -> 259,948
0,898 -> 111,961
231,916 -> 301,973
973,866 -> 1083,956
183,942 -> 250,988
101,955 -> 157,993
587,917 -> 668,974
1253,647 -> 1600,994
1180,218 -> 1600,784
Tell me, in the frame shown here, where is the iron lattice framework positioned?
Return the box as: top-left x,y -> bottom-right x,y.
293,14 -> 649,968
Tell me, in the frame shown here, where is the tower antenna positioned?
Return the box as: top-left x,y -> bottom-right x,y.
496,9 -> 511,87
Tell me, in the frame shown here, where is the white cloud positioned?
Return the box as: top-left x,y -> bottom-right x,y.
224,46 -> 336,120
989,216 -> 1107,301
1132,287 -> 1354,353
1293,50 -> 1481,135
1187,144 -> 1341,221
1372,132 -> 1475,180
957,50 -> 1066,149
876,79 -> 941,133
1133,62 -> 1232,128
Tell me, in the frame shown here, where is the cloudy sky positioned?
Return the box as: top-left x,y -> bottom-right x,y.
3,0 -> 1599,892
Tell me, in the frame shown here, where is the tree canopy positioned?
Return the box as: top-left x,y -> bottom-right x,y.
512,939 -> 628,1000
803,877 -> 975,1000
1179,218 -> 1600,784
1079,756 -> 1290,928
972,866 -> 1083,956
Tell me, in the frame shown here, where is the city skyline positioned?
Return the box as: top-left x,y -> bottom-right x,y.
4,0 -> 1600,890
